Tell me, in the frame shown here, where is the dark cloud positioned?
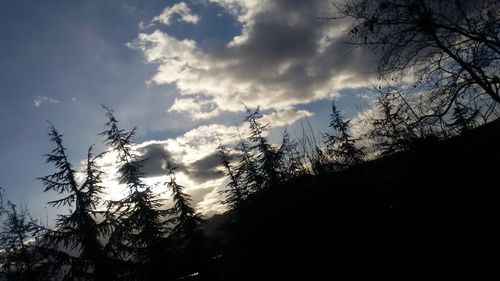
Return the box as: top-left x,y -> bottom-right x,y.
136,142 -> 186,177
133,0 -> 381,117
189,186 -> 216,209
185,151 -> 223,184
136,142 -> 223,184
223,0 -> 378,98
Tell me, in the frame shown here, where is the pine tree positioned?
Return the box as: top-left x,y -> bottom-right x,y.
78,147 -> 114,281
235,126 -> 263,194
276,130 -> 308,181
370,96 -> 423,155
324,101 -> 364,169
39,124 -> 111,281
244,107 -> 282,189
0,201 -> 48,280
449,102 -> 479,135
311,146 -> 332,175
164,157 -> 204,279
100,107 -> 169,279
216,138 -> 245,210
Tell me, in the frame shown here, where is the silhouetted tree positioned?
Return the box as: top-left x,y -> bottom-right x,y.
449,101 -> 480,134
277,130 -> 308,180
333,0 -> 500,124
0,201 -> 48,281
311,146 -> 332,175
39,125 -> 111,281
100,107 -> 169,279
324,101 -> 364,169
77,147 -> 115,281
164,157 -> 205,279
216,139 -> 245,210
244,107 -> 282,189
235,126 -> 263,194
369,95 -> 426,155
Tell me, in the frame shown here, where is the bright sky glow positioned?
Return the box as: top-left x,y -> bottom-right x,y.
0,0 -> 374,220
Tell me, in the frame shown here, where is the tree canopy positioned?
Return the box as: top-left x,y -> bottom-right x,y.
333,0 -> 499,124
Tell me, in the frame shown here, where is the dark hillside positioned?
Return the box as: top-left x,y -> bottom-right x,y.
207,119 -> 500,280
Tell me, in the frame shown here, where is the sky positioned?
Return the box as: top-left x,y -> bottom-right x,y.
0,0 -> 378,220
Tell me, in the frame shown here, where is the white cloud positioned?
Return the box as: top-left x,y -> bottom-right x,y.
168,96 -> 220,120
193,179 -> 227,216
138,21 -> 154,30
164,123 -> 239,165
209,0 -> 265,23
162,108 -> 313,163
152,2 -> 199,26
95,107 -> 311,215
33,96 -> 59,107
130,0 -> 378,120
260,108 -> 313,128
115,0 -> 384,214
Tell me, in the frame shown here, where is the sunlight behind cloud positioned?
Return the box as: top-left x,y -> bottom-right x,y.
129,0 -> 379,120
95,107 -> 313,215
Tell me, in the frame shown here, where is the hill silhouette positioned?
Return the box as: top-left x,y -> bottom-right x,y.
2,110 -> 499,280
204,119 -> 500,280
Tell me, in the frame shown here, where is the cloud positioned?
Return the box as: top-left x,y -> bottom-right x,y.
134,140 -> 224,184
152,2 -> 199,26
33,96 -> 59,107
98,107 -> 310,215
186,151 -> 224,184
132,126 -> 234,185
260,108 -> 313,128
129,0 -> 379,119
168,95 -> 220,120
162,108 -> 312,162
208,0 -> 265,23
135,141 -> 187,177
193,180 -> 227,216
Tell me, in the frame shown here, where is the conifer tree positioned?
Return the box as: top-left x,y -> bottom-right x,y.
370,97 -> 420,155
277,130 -> 308,181
163,156 -> 204,279
235,126 -> 263,194
311,146 -> 332,175
244,107 -> 282,189
100,107 -> 169,279
0,201 -> 48,280
216,138 -> 245,210
39,124 -> 111,281
324,101 -> 364,169
449,102 -> 479,135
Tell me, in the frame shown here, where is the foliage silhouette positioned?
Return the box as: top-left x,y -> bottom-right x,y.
276,130 -> 308,180
39,124 -> 111,281
332,0 -> 500,127
244,106 -> 283,189
163,156 -> 205,279
1,97 -> 499,280
100,107 -> 170,280
324,101 -> 364,169
449,101 -> 480,134
216,138 -> 245,210
0,200 -> 50,281
211,117 -> 500,280
234,125 -> 264,195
